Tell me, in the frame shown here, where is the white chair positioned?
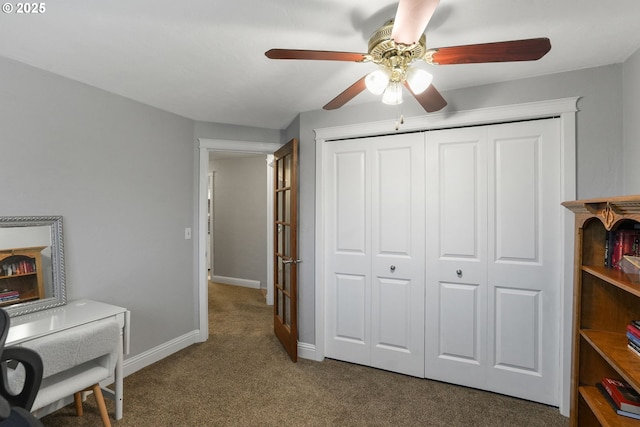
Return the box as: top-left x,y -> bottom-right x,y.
11,318 -> 120,426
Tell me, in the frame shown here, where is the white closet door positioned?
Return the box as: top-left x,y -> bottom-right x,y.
425,127 -> 489,386
324,139 -> 372,366
425,119 -> 560,406
325,133 -> 425,377
485,119 -> 560,404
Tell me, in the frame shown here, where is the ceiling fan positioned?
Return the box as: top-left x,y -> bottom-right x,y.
265,0 -> 551,114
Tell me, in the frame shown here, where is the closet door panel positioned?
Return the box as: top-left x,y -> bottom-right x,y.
486,119 -> 560,405
371,135 -> 425,378
494,287 -> 540,370
440,143 -> 480,258
334,273 -> 367,343
324,133 -> 425,375
494,136 -> 538,261
439,282 -> 480,361
425,127 -> 488,386
325,142 -> 372,365
375,277 -> 411,348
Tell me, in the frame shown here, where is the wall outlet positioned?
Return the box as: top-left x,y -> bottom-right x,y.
184,227 -> 192,239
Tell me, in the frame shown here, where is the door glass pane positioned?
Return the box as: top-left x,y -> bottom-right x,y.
277,289 -> 284,318
284,295 -> 291,327
283,262 -> 290,293
285,189 -> 291,223
277,158 -> 285,188
284,155 -> 291,187
277,192 -> 284,222
277,224 -> 283,256
277,257 -> 283,287
284,225 -> 290,257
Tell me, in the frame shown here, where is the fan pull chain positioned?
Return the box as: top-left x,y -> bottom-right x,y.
395,106 -> 404,131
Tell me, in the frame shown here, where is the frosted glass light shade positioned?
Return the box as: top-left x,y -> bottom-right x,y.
382,81 -> 403,105
365,69 -> 391,95
405,67 -> 433,94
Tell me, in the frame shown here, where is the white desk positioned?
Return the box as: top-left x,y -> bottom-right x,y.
6,299 -> 130,419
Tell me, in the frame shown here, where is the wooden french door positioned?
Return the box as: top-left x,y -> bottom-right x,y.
273,138 -> 299,362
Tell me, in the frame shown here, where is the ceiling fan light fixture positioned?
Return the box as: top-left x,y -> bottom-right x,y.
405,67 -> 433,94
365,69 -> 391,95
382,81 -> 403,105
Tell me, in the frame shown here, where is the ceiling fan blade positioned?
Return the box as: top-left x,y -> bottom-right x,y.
323,76 -> 367,110
392,0 -> 440,45
429,38 -> 551,65
265,49 -> 367,62
405,82 -> 447,113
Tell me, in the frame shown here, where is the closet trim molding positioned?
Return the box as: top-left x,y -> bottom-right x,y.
315,97 -> 579,141
313,97 -> 578,417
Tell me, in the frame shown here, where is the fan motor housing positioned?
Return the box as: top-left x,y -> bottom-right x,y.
368,20 -> 427,63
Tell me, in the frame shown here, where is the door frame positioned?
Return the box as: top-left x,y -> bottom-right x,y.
197,138 -> 283,342
314,97 -> 579,416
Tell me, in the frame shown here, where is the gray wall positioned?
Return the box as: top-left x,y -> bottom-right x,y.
624,47 -> 640,194
3,41 -> 638,362
210,156 -> 268,288
0,56 -> 196,358
291,62 -> 630,345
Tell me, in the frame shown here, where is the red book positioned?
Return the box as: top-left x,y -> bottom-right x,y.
628,324 -> 640,340
602,377 -> 640,414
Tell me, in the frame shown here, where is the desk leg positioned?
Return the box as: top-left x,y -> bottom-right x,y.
115,331 -> 124,420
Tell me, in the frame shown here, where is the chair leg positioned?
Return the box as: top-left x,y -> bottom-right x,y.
92,384 -> 111,427
74,392 -> 83,416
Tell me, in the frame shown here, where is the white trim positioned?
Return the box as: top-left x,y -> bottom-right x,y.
212,275 -> 261,289
314,97 -> 579,412
559,108 -> 577,417
123,330 -> 200,377
198,145 -> 209,342
298,341 -> 317,361
197,139 -> 283,342
199,139 -> 283,153
314,97 -> 580,142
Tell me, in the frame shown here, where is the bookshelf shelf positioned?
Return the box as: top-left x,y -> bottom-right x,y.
582,266 -> 640,297
564,195 -> 640,426
579,386 -> 639,427
0,246 -> 46,306
581,330 -> 640,391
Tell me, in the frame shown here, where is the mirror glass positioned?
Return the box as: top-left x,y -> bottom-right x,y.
0,216 -> 66,316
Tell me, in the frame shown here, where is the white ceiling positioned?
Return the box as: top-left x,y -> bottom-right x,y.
1,0 -> 639,130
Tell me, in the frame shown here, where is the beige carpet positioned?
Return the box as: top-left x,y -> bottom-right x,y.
41,282 -> 569,426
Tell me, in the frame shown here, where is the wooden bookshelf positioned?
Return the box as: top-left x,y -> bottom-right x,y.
563,195 -> 640,426
0,246 -> 46,306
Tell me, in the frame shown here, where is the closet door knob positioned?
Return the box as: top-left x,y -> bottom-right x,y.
456,269 -> 463,276
390,265 -> 396,272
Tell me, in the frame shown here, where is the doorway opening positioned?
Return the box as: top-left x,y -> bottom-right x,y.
197,139 -> 283,341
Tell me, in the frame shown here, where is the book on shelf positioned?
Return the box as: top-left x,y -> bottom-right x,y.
605,230 -> 611,267
627,324 -> 640,340
629,342 -> 640,358
627,331 -> 640,349
609,229 -> 640,270
0,290 -> 19,301
597,383 -> 640,420
602,377 -> 640,415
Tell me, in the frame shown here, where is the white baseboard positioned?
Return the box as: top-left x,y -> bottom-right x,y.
298,341 -> 320,361
123,330 -> 200,377
212,275 -> 260,289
